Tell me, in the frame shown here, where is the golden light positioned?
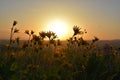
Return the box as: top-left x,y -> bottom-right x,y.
48,19 -> 68,39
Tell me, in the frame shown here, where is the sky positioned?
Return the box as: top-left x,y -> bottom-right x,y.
0,0 -> 120,40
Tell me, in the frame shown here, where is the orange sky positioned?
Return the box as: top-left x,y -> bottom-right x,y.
0,0 -> 120,40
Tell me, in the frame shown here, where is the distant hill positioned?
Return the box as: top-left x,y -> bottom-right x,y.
0,39 -> 120,48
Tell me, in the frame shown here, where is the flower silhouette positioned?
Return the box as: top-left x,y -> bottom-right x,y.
73,25 -> 83,36
46,31 -> 57,40
14,28 -> 19,33
92,36 -> 99,43
25,30 -> 35,46
39,31 -> 46,40
13,20 -> 17,26
31,30 -> 34,35
9,20 -> 19,47
25,30 -> 29,35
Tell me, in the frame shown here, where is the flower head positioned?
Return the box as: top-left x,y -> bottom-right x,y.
39,31 -> 46,40
73,25 -> 83,36
92,36 -> 99,43
13,20 -> 17,26
25,30 -> 29,35
14,28 -> 19,33
31,30 -> 34,35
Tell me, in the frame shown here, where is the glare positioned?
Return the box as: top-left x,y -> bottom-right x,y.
48,19 -> 68,39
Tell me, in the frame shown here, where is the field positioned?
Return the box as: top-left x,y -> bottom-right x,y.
0,39 -> 120,80
0,24 -> 120,80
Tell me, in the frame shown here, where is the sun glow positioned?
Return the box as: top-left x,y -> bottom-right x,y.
48,19 -> 68,39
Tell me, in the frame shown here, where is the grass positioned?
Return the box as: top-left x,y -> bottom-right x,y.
0,21 -> 120,80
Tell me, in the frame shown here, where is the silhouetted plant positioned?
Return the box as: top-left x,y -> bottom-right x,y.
39,31 -> 46,40
32,35 -> 40,42
14,28 -> 19,33
68,25 -> 87,47
87,36 -> 99,50
31,30 -> 34,35
32,34 -> 42,46
9,20 -> 19,47
67,37 -> 74,45
92,36 -> 99,43
73,25 -> 84,37
78,37 -> 89,46
25,30 -> 34,46
46,31 -> 57,43
46,31 -> 52,40
2,22 -> 120,80
13,20 -> 17,26
57,39 -> 61,46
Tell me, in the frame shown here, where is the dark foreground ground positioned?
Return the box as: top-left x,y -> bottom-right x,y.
0,39 -> 120,80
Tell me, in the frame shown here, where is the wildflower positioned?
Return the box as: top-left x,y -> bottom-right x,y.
46,31 -> 57,40
92,36 -> 99,43
84,29 -> 87,33
25,30 -> 29,35
67,37 -> 73,44
32,35 -> 40,42
14,28 -> 19,33
50,39 -> 55,44
57,39 -> 61,46
22,42 -> 28,49
46,31 -> 53,39
53,34 -> 57,39
13,20 -> 17,26
74,37 -> 77,41
9,20 -> 18,46
78,37 -> 88,46
31,30 -> 34,35
73,25 -> 83,36
39,31 -> 46,40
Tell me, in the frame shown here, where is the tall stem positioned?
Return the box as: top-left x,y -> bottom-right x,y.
28,34 -> 31,47
9,26 -> 14,45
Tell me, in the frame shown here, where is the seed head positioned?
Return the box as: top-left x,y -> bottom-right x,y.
31,30 -> 34,35
13,20 -> 17,26
25,30 -> 29,35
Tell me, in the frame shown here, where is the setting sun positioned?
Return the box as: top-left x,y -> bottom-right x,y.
47,19 -> 68,39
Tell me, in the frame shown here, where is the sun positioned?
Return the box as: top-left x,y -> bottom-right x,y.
48,19 -> 68,39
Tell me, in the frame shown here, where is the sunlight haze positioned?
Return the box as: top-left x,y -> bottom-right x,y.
0,0 -> 120,40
